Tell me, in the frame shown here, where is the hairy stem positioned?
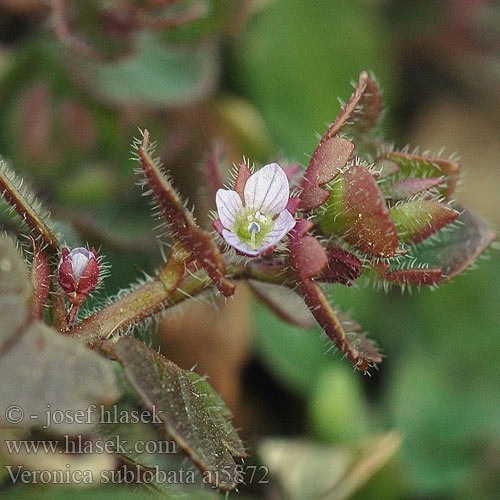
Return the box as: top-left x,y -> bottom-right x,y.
69,260 -> 288,346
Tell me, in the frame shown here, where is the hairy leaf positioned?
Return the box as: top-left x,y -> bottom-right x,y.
299,280 -> 381,373
380,151 -> 460,200
409,206 -> 496,283
300,136 -> 354,212
391,200 -> 459,244
137,131 -> 234,296
318,244 -> 362,286
321,165 -> 398,257
369,261 -> 442,287
288,219 -> 328,279
0,160 -> 59,249
386,177 -> 445,200
114,336 -> 245,491
324,71 -> 382,139
287,221 -> 380,372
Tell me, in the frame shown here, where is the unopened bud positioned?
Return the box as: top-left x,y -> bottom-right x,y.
58,247 -> 99,306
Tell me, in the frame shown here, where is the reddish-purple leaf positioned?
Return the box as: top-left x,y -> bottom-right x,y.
138,130 -> 234,297
114,336 -> 245,491
390,201 -> 459,244
343,165 -> 398,257
288,219 -> 328,279
184,228 -> 235,296
380,151 -> 460,199
300,136 -> 354,212
385,268 -> 442,286
386,177 -> 445,200
369,261 -> 442,287
299,279 -> 382,373
324,71 -> 382,139
286,221 -> 381,371
318,244 -> 362,286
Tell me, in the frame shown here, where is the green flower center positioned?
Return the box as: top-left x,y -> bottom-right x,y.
234,210 -> 273,250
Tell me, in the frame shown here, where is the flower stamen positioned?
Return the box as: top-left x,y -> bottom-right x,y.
248,221 -> 260,247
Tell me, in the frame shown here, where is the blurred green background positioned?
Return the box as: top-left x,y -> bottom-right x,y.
0,1 -> 498,499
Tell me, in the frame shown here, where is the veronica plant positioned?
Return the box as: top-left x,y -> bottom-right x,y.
0,72 -> 495,493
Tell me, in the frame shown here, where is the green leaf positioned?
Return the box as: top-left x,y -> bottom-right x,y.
390,200 -> 458,244
184,371 -> 246,458
80,33 -> 219,107
113,336 -> 245,491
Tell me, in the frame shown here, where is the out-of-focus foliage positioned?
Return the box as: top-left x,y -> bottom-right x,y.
231,0 -> 396,159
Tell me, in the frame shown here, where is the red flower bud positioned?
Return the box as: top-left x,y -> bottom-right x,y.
58,247 -> 99,306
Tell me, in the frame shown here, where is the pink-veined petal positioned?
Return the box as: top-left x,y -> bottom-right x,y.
259,210 -> 296,251
216,189 -> 243,230
244,163 -> 290,215
222,229 -> 262,256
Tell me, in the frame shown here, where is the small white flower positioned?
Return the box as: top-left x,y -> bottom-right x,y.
216,163 -> 296,256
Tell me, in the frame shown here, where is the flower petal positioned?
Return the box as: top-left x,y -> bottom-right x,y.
69,248 -> 93,281
244,163 -> 289,215
222,229 -> 261,256
216,189 -> 243,230
259,210 -> 296,251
